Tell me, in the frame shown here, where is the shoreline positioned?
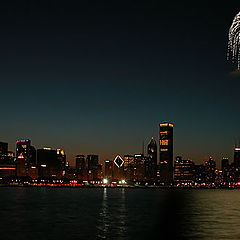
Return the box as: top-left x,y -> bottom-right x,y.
0,183 -> 239,189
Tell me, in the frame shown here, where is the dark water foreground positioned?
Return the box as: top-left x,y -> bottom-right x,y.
0,188 -> 239,240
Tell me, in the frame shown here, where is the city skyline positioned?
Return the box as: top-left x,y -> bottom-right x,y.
0,2 -> 240,167
1,120 -> 240,169
1,2 -> 240,240
2,123 -> 240,187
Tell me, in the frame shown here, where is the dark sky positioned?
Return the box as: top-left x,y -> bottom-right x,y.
0,1 -> 239,167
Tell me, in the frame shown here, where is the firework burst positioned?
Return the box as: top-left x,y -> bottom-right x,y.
228,11 -> 240,69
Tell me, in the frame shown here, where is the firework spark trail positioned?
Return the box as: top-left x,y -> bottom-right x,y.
228,11 -> 240,69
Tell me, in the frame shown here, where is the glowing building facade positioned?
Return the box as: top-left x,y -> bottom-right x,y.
159,122 -> 174,183
86,155 -> 99,180
234,147 -> 240,167
16,139 -> 36,177
174,156 -> 194,183
113,155 -> 124,180
0,142 -> 16,177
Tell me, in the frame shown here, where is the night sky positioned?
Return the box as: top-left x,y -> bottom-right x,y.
0,1 -> 239,167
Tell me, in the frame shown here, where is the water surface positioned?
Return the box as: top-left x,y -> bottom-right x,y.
0,187 -> 239,239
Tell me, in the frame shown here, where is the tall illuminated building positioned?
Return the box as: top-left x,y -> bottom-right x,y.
113,155 -> 124,180
123,155 -> 135,181
86,155 -> 99,180
222,158 -> 230,184
174,156 -> 194,183
57,148 -> 66,176
0,142 -> 16,177
234,147 -> 240,167
16,139 -> 36,167
146,137 -> 157,180
16,139 -> 36,177
204,157 -> 216,183
159,122 -> 174,183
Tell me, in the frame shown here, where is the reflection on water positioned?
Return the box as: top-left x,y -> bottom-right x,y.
0,188 -> 240,239
97,188 -> 127,239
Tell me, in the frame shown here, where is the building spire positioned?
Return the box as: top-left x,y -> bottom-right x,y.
142,140 -> 145,156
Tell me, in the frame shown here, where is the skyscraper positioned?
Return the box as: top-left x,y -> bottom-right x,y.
0,142 -> 16,177
0,142 -> 8,156
16,139 -> 36,167
0,142 -> 9,162
174,156 -> 195,183
146,137 -> 157,180
221,158 -> 229,170
57,148 -> 66,169
222,157 -> 230,184
204,157 -> 216,183
104,160 -> 113,179
159,122 -> 174,183
123,155 -> 135,181
234,147 -> 240,167
37,148 -> 63,178
75,155 -> 87,180
133,154 -> 146,181
16,139 -> 36,177
113,155 -> 125,180
86,155 -> 99,180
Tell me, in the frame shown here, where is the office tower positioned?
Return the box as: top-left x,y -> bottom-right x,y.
97,164 -> 103,179
123,155 -> 134,180
16,139 -> 36,167
113,155 -> 125,180
37,148 -> 63,178
146,137 -> 157,180
221,158 -> 230,184
0,142 -> 8,156
104,160 -> 113,179
0,142 -> 9,162
204,157 -> 216,183
86,155 -> 99,180
75,155 -> 87,180
234,147 -> 240,167
0,163 -> 16,178
159,122 -> 174,183
194,164 -> 206,184
174,156 -> 195,183
233,147 -> 240,182
0,142 -> 16,177
16,139 -> 36,177
57,148 -> 66,168
222,158 -> 229,170
133,154 -> 146,181
16,153 -> 26,177
0,142 -> 15,163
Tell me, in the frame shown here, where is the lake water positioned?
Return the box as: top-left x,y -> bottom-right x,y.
0,187 -> 240,239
